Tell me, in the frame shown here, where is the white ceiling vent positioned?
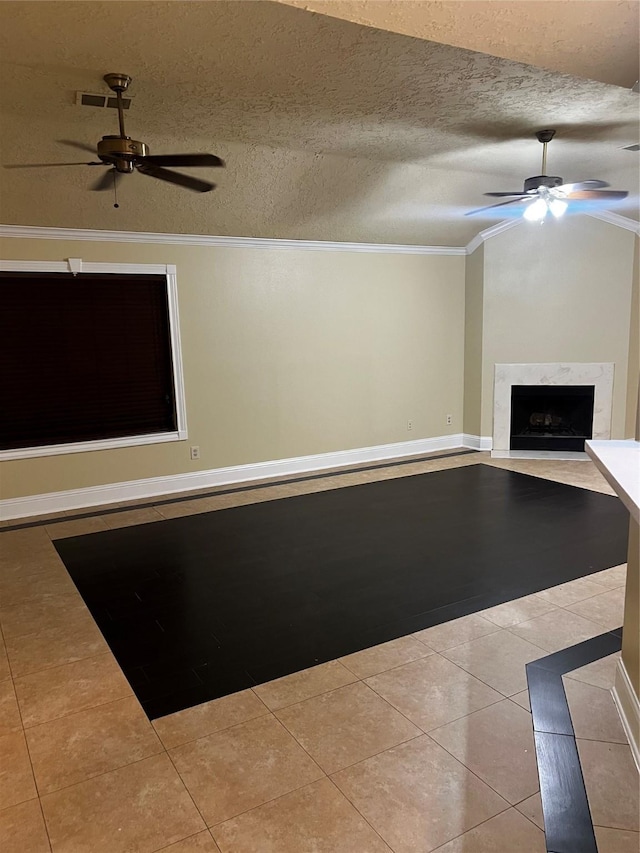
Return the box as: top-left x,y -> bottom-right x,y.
76,92 -> 131,109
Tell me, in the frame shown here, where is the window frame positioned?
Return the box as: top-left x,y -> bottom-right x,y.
0,259 -> 188,460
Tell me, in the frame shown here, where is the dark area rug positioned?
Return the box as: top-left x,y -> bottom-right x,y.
55,463 -> 629,719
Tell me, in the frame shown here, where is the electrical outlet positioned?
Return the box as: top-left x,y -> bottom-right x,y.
190,445 -> 200,461
446,414 -> 453,425
407,420 -> 413,431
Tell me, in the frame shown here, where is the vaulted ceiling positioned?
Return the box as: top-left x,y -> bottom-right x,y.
0,0 -> 638,246
278,0 -> 639,88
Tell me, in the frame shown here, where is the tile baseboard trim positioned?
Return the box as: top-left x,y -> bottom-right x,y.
612,658 -> 640,773
1,433 -> 474,520
462,433 -> 493,450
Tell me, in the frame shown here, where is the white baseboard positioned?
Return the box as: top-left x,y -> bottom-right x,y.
462,434 -> 493,451
612,658 -> 640,773
0,433 -> 472,520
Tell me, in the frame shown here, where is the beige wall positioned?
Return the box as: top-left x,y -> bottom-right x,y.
463,243 -> 484,436
0,237 -> 465,500
480,217 -> 636,438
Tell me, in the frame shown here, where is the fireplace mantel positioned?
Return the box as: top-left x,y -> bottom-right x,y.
492,362 -> 614,459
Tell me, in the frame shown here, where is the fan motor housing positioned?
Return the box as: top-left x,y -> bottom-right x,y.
97,135 -> 149,171
524,174 -> 563,193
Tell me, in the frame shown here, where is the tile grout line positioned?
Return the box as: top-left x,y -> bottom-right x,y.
512,796 -> 548,834
15,651 -> 135,730
0,616 -> 54,851
190,721 -> 331,833
323,776 -> 397,852
425,801 -> 532,852
33,751 -> 177,801
21,693 -> 154,741
275,691 -> 426,776
151,830 -> 218,853
416,728 -> 522,811
163,737 -> 217,837
360,661 -> 507,736
206,775 -> 396,853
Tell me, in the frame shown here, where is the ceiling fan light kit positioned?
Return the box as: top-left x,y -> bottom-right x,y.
467,128 -> 628,221
5,73 -> 225,202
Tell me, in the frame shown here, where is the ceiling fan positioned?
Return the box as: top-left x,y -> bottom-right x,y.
466,129 -> 628,220
5,73 -> 224,194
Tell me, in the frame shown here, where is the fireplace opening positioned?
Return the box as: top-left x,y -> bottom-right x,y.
510,385 -> 595,452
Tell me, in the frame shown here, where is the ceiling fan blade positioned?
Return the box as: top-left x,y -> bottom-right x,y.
566,190 -> 628,200
90,168 -> 118,192
141,153 -> 224,168
465,197 -> 533,217
58,139 -> 98,155
137,163 -> 215,192
4,161 -> 103,169
558,180 -> 610,192
483,192 -> 530,198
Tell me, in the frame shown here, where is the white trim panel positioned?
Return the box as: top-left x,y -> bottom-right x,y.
0,259 -> 172,275
165,265 -> 188,440
612,658 -> 640,773
465,218 -> 522,255
0,259 -> 188,460
0,434 -> 469,519
462,433 -> 493,450
0,431 -> 186,462
0,224 -> 466,255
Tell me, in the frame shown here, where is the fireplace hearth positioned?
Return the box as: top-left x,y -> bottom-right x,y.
510,385 -> 595,452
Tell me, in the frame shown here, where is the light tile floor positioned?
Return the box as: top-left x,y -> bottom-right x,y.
0,452 -> 637,852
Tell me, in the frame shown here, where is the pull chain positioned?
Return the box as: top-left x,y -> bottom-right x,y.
113,170 -> 119,209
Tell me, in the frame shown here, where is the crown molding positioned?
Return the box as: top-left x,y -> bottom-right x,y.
586,210 -> 640,236
464,209 -> 640,253
0,224 -> 466,255
2,214 -> 635,259
464,218 -> 522,254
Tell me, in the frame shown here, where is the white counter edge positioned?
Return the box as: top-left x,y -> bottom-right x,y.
585,439 -> 640,525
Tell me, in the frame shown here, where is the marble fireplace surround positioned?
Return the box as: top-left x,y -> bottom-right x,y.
492,362 -> 614,459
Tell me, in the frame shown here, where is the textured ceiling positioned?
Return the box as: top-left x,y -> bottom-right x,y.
279,0 -> 640,88
0,0 -> 638,246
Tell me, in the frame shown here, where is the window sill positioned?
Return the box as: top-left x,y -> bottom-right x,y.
0,430 -> 188,461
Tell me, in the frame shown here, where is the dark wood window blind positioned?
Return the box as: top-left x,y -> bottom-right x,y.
0,271 -> 178,451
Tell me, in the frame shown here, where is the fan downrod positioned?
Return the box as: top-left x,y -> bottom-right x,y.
535,129 -> 556,144
103,73 -> 132,94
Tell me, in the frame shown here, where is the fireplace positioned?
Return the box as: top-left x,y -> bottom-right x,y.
510,385 -> 595,452
492,363 -> 614,458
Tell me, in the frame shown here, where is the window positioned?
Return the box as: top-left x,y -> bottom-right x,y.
0,261 -> 187,459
